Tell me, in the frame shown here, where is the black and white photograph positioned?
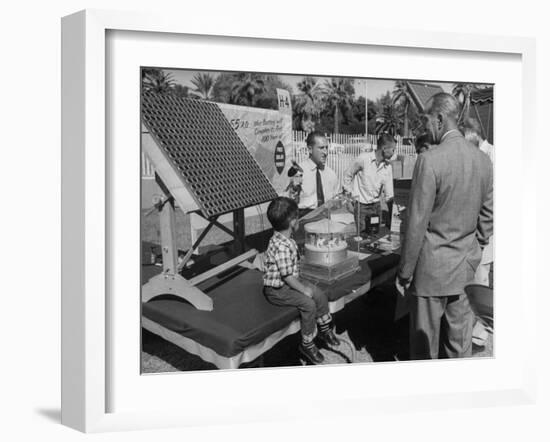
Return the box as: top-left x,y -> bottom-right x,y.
2,0 -> 548,436
140,68 -> 494,372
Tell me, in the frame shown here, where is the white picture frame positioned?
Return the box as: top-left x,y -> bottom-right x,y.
61,9 -> 537,433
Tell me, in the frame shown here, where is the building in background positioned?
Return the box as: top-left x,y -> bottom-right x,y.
469,87 -> 494,144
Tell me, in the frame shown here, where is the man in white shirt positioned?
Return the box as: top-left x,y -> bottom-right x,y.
297,131 -> 340,217
479,138 -> 494,165
342,133 -> 395,232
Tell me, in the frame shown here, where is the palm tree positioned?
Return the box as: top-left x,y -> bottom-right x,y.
376,104 -> 400,136
142,68 -> 175,94
322,78 -> 354,134
230,73 -> 266,106
392,80 -> 414,136
293,77 -> 324,132
190,72 -> 215,100
452,83 -> 476,122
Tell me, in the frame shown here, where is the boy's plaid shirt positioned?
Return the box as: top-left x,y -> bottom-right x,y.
263,231 -> 299,288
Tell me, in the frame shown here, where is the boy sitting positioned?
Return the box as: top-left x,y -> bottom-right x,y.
263,197 -> 340,365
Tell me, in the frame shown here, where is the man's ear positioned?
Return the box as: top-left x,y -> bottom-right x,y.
437,113 -> 444,129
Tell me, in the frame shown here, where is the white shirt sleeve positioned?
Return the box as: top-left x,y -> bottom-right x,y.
384,165 -> 394,200
327,167 -> 340,199
343,156 -> 363,194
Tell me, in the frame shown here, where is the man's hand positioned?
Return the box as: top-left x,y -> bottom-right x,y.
303,286 -> 314,298
395,274 -> 412,297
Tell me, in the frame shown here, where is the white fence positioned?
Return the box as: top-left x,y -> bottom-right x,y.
142,131 -> 417,179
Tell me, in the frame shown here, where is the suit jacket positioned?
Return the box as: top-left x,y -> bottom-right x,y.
398,130 -> 493,297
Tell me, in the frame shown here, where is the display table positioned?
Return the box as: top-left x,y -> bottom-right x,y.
142,244 -> 399,369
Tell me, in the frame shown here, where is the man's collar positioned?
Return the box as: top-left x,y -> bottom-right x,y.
305,157 -> 317,171
440,129 -> 461,142
374,149 -> 389,167
306,157 -> 324,170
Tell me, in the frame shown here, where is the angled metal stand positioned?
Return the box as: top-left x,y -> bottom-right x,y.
141,179 -> 214,310
142,175 -> 257,311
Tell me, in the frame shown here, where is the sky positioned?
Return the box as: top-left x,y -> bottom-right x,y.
166,68 -> 454,102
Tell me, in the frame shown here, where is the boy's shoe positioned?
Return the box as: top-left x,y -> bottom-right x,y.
317,329 -> 341,347
299,343 -> 324,364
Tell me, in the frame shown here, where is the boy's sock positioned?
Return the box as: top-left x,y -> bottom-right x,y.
301,328 -> 316,348
317,313 -> 332,334
317,314 -> 340,347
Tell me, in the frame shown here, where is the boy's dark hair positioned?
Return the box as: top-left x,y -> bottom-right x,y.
267,197 -> 299,231
377,133 -> 396,149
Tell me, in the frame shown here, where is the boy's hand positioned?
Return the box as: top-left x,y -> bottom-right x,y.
284,275 -> 314,298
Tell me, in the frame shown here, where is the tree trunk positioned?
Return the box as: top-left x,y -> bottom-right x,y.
334,106 -> 339,134
404,102 -> 409,137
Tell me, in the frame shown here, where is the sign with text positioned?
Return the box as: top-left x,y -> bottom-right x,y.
274,141 -> 286,175
218,101 -> 292,194
276,88 -> 292,116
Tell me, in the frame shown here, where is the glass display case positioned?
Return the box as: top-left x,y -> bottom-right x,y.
303,219 -> 349,266
298,195 -> 360,283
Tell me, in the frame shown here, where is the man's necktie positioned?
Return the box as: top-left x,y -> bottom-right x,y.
316,167 -> 325,207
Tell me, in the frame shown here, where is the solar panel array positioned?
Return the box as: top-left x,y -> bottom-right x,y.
141,92 -> 277,218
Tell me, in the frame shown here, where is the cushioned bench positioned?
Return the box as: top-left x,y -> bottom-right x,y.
142,252 -> 400,369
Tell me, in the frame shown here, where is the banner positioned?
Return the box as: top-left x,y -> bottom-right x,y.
217,101 -> 293,195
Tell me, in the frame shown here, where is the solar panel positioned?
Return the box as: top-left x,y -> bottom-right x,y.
141,92 -> 278,218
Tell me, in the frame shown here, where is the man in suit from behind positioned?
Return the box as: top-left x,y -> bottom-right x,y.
396,93 -> 493,359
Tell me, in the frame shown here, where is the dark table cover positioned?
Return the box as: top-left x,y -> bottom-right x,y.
142,252 -> 399,358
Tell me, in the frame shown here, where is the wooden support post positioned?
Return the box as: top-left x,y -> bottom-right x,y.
233,208 -> 245,255
210,218 -> 236,238
142,174 -> 214,311
159,197 -> 178,275
192,211 -> 251,253
178,216 -> 218,270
